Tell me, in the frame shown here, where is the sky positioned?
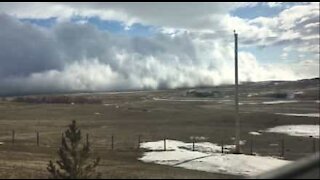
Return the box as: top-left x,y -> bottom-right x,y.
0,2 -> 319,96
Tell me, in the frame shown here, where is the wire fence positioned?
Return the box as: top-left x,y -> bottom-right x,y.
0,129 -> 319,160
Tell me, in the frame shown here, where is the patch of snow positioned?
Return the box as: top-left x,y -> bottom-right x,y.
94,112 -> 101,115
177,154 -> 289,177
240,100 -> 318,106
265,125 -> 320,138
184,142 -> 231,153
262,100 -> 299,105
230,138 -> 246,145
276,113 -> 319,118
240,140 -> 246,145
153,97 -> 217,102
141,140 -> 184,151
141,140 -> 227,153
0,142 -> 4,145
239,101 -> 259,105
247,93 -> 259,97
269,144 -> 279,147
249,132 -> 262,136
294,91 -> 304,95
190,136 -> 208,141
139,140 -> 291,177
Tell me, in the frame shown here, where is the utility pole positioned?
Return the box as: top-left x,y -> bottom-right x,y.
234,30 -> 240,154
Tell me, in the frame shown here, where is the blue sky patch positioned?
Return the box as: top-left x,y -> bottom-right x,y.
19,16 -> 157,38
231,2 -> 306,19
71,16 -> 156,37
232,3 -> 283,19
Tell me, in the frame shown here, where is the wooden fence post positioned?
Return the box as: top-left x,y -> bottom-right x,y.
221,140 -> 224,154
36,131 -> 39,146
192,139 -> 195,151
111,135 -> 114,150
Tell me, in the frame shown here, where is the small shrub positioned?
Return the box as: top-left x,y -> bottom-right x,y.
47,120 -> 101,179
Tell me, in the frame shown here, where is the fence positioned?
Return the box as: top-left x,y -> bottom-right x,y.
0,129 -> 319,159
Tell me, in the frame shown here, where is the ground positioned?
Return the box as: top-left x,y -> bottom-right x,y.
0,79 -> 319,178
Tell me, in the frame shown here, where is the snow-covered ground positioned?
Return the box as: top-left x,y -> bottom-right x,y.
249,131 -> 262,136
153,97 -> 319,107
275,113 -> 319,118
239,100 -> 318,105
153,97 -> 220,102
239,102 -> 259,105
265,125 -> 320,138
262,100 -> 299,104
139,140 -> 291,177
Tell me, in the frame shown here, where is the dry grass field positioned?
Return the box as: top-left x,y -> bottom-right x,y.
0,79 -> 319,178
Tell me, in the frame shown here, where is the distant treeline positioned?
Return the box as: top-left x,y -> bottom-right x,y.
13,96 -> 102,104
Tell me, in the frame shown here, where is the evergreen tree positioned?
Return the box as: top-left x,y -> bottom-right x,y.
47,120 -> 101,179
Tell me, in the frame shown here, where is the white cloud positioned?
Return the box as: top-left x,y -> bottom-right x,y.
0,3 -> 318,95
278,3 -> 319,30
241,2 -> 320,57
0,2 -> 242,28
0,2 -> 318,51
304,22 -> 320,29
266,2 -> 283,8
280,52 -> 288,60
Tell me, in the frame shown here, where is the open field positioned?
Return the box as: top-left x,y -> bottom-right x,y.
0,79 -> 319,178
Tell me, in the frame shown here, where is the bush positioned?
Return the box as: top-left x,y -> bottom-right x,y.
47,120 -> 101,179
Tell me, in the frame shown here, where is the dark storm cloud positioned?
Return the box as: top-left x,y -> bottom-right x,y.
0,13 -> 317,96
0,14 -> 62,78
0,14 -> 204,96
